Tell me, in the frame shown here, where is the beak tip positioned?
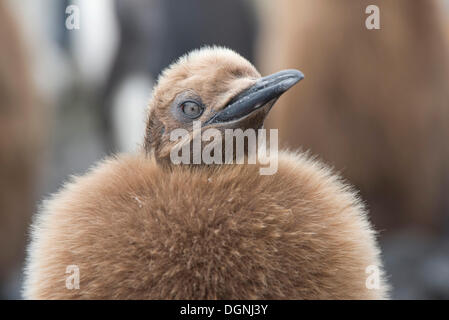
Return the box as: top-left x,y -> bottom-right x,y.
290,69 -> 305,81
280,69 -> 304,92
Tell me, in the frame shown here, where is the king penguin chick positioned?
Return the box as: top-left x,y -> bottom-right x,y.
24,47 -> 388,299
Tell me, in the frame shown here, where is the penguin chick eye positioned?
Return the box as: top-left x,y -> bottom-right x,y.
180,101 -> 204,119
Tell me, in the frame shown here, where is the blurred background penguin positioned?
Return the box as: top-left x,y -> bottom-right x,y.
1,0 -> 449,299
258,0 -> 449,234
0,1 -> 44,299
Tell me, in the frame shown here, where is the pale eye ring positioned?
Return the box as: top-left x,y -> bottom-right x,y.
180,101 -> 204,119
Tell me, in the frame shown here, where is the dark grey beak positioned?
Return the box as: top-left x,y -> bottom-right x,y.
204,69 -> 304,125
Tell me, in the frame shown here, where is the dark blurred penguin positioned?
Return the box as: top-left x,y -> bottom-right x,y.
24,47 -> 388,299
258,0 -> 449,233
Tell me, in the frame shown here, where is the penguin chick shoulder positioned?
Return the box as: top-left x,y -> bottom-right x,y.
23,47 -> 388,299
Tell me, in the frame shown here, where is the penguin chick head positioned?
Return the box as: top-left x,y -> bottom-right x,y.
144,47 -> 303,160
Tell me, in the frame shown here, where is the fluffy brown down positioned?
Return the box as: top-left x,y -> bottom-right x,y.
24,47 -> 388,299
24,152 -> 387,299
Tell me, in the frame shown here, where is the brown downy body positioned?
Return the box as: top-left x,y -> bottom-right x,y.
258,0 -> 449,233
24,47 -> 388,299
